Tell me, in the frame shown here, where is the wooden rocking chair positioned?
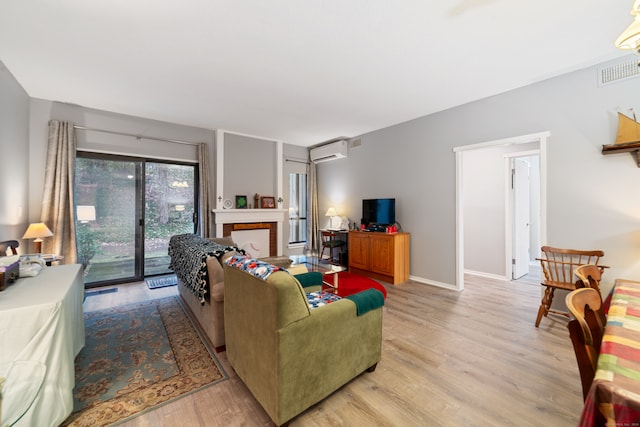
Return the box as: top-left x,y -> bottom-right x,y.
535,246 -> 607,327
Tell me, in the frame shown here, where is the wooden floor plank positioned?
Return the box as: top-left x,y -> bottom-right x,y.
80,268 -> 582,426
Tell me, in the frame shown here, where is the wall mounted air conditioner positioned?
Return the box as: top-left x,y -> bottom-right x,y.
310,140 -> 348,163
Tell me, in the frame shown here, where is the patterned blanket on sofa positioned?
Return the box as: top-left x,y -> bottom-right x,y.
168,234 -> 240,304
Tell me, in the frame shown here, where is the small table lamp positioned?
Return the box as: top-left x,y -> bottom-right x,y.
22,223 -> 53,253
325,207 -> 339,229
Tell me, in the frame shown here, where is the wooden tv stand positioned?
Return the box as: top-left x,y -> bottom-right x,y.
348,231 -> 410,285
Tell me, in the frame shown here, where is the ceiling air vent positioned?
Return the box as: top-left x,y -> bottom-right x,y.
599,59 -> 640,86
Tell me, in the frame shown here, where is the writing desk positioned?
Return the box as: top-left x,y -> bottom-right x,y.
319,229 -> 349,266
0,264 -> 85,427
579,278 -> 640,426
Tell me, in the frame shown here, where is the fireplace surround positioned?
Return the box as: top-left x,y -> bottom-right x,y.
212,209 -> 287,257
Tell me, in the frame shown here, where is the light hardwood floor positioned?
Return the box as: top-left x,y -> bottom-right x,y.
80,268 -> 582,427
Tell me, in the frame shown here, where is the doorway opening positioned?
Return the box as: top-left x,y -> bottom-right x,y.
506,152 -> 541,283
454,131 -> 549,291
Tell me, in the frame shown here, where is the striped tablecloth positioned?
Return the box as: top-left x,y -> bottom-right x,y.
579,279 -> 640,427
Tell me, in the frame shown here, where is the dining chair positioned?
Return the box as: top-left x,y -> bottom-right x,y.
535,246 -> 606,327
574,264 -> 604,294
0,240 -> 19,256
320,231 -> 346,263
566,287 -> 606,400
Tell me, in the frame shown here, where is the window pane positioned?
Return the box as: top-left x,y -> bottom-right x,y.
289,173 -> 307,244
144,162 -> 196,275
75,157 -> 137,283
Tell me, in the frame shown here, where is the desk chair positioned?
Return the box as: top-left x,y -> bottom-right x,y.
566,288 -> 606,400
535,246 -> 606,327
320,231 -> 346,264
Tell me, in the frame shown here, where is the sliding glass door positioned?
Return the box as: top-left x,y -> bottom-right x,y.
144,162 -> 197,276
75,153 -> 197,286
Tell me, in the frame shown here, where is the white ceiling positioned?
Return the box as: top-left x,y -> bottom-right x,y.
0,0 -> 634,146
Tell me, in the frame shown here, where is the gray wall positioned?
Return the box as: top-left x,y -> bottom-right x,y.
0,61 -> 30,244
27,99 -> 215,247
223,133 -> 277,208
317,57 -> 640,294
5,56 -> 640,294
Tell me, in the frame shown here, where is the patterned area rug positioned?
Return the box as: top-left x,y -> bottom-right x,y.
62,296 -> 227,426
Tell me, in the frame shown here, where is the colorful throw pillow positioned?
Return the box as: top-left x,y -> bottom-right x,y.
306,291 -> 342,310
225,254 -> 286,280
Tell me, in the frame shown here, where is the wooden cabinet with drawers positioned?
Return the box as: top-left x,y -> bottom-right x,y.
348,231 -> 410,285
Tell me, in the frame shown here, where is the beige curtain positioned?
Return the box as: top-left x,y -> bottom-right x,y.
41,121 -> 77,263
197,142 -> 212,237
307,160 -> 319,255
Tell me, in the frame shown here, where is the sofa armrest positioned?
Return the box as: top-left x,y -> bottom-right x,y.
205,250 -> 238,302
345,288 -> 385,316
293,271 -> 323,291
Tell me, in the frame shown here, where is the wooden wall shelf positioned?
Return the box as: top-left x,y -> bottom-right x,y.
602,142 -> 640,167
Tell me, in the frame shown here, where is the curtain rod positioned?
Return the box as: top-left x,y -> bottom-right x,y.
73,125 -> 202,146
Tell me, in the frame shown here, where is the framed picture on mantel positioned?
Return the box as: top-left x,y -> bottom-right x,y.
261,196 -> 275,209
235,195 -> 247,209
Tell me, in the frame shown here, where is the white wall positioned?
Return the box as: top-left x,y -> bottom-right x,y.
0,61 -> 30,243
317,56 -> 640,294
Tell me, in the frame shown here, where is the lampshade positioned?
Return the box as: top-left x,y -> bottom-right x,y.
325,207 -> 338,217
615,0 -> 640,51
22,223 -> 53,240
77,205 -> 96,222
23,222 -> 53,253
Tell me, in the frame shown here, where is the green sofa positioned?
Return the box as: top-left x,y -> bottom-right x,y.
223,262 -> 383,426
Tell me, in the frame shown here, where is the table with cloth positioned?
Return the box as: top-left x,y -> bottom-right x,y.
579,278 -> 640,427
0,264 -> 85,427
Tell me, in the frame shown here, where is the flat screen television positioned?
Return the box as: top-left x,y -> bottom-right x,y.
362,198 -> 396,227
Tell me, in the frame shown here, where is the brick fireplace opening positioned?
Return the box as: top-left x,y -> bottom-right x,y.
222,222 -> 277,257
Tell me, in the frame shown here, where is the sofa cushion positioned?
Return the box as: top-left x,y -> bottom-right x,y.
224,255 -> 285,280
306,290 -> 343,309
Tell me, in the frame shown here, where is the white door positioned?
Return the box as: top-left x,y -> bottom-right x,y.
512,158 -> 530,279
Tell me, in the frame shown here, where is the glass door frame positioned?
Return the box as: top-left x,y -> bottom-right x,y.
76,152 -> 199,288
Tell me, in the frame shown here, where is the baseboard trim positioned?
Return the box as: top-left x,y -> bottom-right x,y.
408,275 -> 458,291
464,269 -> 508,281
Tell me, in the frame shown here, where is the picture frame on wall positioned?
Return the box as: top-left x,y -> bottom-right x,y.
261,196 -> 276,209
235,195 -> 248,209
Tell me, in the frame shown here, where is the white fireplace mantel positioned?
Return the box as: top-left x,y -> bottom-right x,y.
212,209 -> 287,255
